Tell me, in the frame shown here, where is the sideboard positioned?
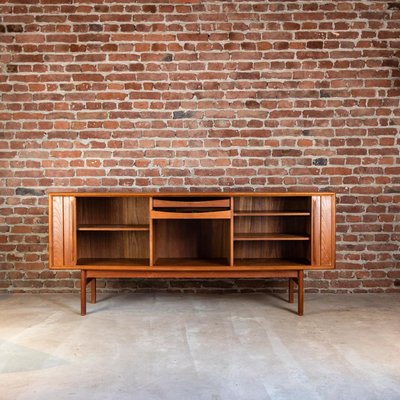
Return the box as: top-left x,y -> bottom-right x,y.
48,192 -> 336,315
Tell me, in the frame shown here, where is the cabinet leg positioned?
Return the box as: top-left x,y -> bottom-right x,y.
81,270 -> 87,316
298,270 -> 304,316
91,278 -> 96,304
289,278 -> 294,303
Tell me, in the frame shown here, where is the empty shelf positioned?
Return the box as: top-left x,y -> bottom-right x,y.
154,258 -> 229,267
234,211 -> 310,216
234,233 -> 310,241
77,258 -> 150,267
234,258 -> 310,267
77,224 -> 150,231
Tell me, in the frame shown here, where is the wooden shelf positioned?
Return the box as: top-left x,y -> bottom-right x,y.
77,224 -> 150,231
154,257 -> 229,267
234,233 -> 310,241
234,211 -> 310,216
77,258 -> 150,267
234,258 -> 310,267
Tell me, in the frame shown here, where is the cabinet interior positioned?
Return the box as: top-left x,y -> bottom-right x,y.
76,197 -> 150,265
233,196 -> 311,266
153,219 -> 230,266
77,197 -> 149,227
77,231 -> 149,266
234,196 -> 311,213
62,194 -> 330,269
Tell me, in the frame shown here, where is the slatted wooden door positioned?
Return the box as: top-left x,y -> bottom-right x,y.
312,195 -> 336,269
49,195 -> 76,269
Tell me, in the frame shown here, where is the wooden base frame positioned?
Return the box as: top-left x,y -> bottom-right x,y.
80,269 -> 304,316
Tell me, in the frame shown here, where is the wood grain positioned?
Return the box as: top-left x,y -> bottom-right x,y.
229,196 -> 234,266
81,269 -> 86,316
50,195 -> 76,268
51,196 -> 64,267
149,197 -> 154,266
48,192 -> 335,316
151,209 -> 231,219
77,196 -> 149,225
234,258 -> 310,267
312,196 -> 321,266
234,211 -> 310,216
153,198 -> 230,208
311,194 -> 335,269
298,270 -> 304,316
50,191 -> 334,198
234,240 -> 310,261
50,192 -> 334,272
154,257 -> 229,267
289,279 -> 294,303
77,224 -> 149,231
86,269 -> 299,279
234,233 -> 310,241
321,195 -> 333,266
78,258 -> 149,267
77,231 -> 150,260
234,215 -> 310,237
153,219 -> 230,261
75,260 -> 312,271
63,196 -> 76,267
234,196 -> 311,213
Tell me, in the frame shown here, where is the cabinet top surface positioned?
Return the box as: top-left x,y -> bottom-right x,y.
49,191 -> 335,197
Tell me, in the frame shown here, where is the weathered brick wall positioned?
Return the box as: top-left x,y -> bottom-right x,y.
0,1 -> 399,294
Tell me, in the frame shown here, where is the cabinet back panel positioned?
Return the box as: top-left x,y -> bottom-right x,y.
77,231 -> 149,259
234,197 -> 311,212
234,216 -> 309,235
77,197 -> 149,225
154,219 -> 229,259
234,241 -> 310,261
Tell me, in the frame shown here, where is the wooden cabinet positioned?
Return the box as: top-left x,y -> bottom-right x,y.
48,192 -> 336,316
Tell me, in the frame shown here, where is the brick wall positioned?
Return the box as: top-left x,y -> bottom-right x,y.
1,0 -> 399,294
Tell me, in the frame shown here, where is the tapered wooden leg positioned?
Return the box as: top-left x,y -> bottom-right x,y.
81,270 -> 87,316
289,278 -> 294,303
298,270 -> 304,316
91,278 -> 96,304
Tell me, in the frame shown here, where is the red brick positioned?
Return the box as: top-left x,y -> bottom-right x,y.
0,1 -> 398,294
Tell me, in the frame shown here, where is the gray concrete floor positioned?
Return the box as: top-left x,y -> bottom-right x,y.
1,293 -> 399,400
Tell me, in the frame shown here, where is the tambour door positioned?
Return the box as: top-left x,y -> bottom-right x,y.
311,194 -> 336,269
49,195 -> 77,269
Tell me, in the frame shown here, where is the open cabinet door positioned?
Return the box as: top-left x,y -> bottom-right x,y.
312,194 -> 336,269
49,195 -> 76,269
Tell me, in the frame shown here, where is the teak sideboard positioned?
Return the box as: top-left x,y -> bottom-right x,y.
48,192 -> 336,316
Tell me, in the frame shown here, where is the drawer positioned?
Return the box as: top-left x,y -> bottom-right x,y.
151,210 -> 232,219
153,198 -> 230,209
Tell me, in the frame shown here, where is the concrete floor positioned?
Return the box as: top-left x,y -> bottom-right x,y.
1,293 -> 399,400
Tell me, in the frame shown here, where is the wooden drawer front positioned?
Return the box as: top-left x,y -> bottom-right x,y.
151,210 -> 231,219
153,198 -> 230,209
